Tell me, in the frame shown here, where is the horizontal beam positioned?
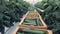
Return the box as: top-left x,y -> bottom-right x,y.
19,25 -> 47,29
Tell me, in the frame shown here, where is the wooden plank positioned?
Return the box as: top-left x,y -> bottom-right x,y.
19,25 -> 47,29
25,11 -> 39,18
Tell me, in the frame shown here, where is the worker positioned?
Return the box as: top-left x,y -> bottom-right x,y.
28,2 -> 36,11
28,2 -> 44,12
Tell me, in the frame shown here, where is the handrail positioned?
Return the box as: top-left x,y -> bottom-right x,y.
36,11 -> 47,28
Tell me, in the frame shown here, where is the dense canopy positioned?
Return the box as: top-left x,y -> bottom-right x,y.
0,0 -> 60,34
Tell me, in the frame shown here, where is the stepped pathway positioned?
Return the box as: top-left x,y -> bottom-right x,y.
5,11 -> 52,34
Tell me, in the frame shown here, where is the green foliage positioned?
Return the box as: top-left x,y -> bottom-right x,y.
0,0 -> 29,34
35,0 -> 60,34
55,0 -> 60,6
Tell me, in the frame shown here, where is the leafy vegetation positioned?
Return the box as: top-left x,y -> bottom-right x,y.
0,0 -> 60,34
0,0 -> 29,34
35,0 -> 60,34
